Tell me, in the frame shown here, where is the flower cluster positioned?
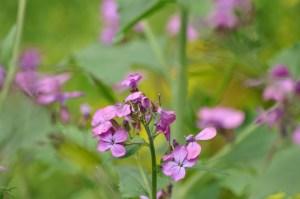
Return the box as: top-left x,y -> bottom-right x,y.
166,14 -> 199,42
15,48 -> 82,123
208,0 -> 253,30
255,64 -> 300,144
91,72 -> 216,182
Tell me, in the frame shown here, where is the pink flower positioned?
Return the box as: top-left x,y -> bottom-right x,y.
100,26 -> 118,45
292,127 -> 300,145
162,146 -> 197,181
263,79 -> 294,102
80,103 -> 91,118
97,129 -> 128,157
270,64 -> 290,78
166,15 -> 199,42
119,73 -> 143,91
156,108 -> 176,141
186,127 -> 217,160
198,106 -> 244,129
19,48 -> 41,71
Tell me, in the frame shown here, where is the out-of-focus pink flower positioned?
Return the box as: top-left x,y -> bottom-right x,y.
100,0 -> 119,45
270,64 -> 290,78
292,127 -> 300,145
59,105 -> 70,123
263,79 -> 295,102
208,0 -> 252,30
19,48 -> 41,71
118,73 -> 143,91
80,103 -> 91,118
97,129 -> 128,157
166,15 -> 199,41
0,65 -> 6,89
256,107 -> 283,127
198,106 -> 244,129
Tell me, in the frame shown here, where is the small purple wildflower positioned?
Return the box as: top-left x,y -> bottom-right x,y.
162,146 -> 197,181
80,103 -> 92,119
119,73 -> 143,91
97,128 -> 128,157
19,48 -> 41,71
263,79 -> 294,102
270,64 -> 290,78
198,106 -> 244,129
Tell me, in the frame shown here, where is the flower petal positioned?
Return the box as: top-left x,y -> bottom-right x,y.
195,127 -> 217,141
113,129 -> 128,143
173,146 -> 188,164
111,144 -> 126,157
92,121 -> 112,136
186,142 -> 201,160
171,166 -> 186,181
97,141 -> 111,152
162,161 -> 178,176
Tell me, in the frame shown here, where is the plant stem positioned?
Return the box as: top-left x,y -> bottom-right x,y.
0,0 -> 27,107
174,124 -> 258,198
143,122 -> 157,199
173,6 -> 188,140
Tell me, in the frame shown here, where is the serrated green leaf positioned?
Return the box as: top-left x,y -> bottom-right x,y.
117,0 -> 173,34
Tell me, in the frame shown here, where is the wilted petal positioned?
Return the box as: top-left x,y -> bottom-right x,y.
111,144 -> 126,157
195,127 -> 217,141
186,142 -> 201,160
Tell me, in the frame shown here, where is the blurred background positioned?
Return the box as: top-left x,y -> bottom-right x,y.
1,0 -> 300,198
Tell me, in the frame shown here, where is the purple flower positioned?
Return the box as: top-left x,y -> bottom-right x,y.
256,107 -> 283,127
186,127 -> 217,160
166,15 -> 199,42
97,129 -> 128,157
162,146 -> 197,181
19,48 -> 41,71
100,0 -> 119,45
263,79 -> 294,102
208,0 -> 252,30
92,103 -> 131,135
156,108 -> 176,141
292,127 -> 300,145
198,107 -> 244,129
59,105 -> 70,123
0,65 -> 6,89
270,64 -> 290,78
119,73 -> 143,91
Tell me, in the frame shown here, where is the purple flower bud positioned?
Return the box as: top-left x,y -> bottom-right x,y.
263,79 -> 294,102
20,48 -> 41,71
0,65 -> 6,89
270,64 -> 290,78
294,80 -> 300,95
256,107 -> 283,127
292,127 -> 300,145
156,108 -> 176,141
97,129 -> 128,157
198,107 -> 244,129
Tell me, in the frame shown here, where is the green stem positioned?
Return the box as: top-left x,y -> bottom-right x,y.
174,124 -> 258,198
0,0 -> 27,107
173,6 -> 188,140
143,122 -> 157,199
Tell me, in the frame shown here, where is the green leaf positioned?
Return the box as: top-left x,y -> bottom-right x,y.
269,42 -> 300,78
0,26 -> 16,66
250,146 -> 300,199
117,0 -> 173,34
118,166 -> 147,198
74,41 -> 162,85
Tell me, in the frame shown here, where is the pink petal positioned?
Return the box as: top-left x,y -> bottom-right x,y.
36,94 -> 57,105
92,105 -> 117,126
162,161 -> 178,176
97,141 -> 111,152
125,91 -> 143,102
182,159 -> 197,168
186,142 -> 201,160
92,121 -> 112,135
111,144 -> 126,157
171,166 -> 186,181
113,129 -> 128,143
195,127 -> 217,141
173,146 -> 188,163
99,131 -> 113,142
